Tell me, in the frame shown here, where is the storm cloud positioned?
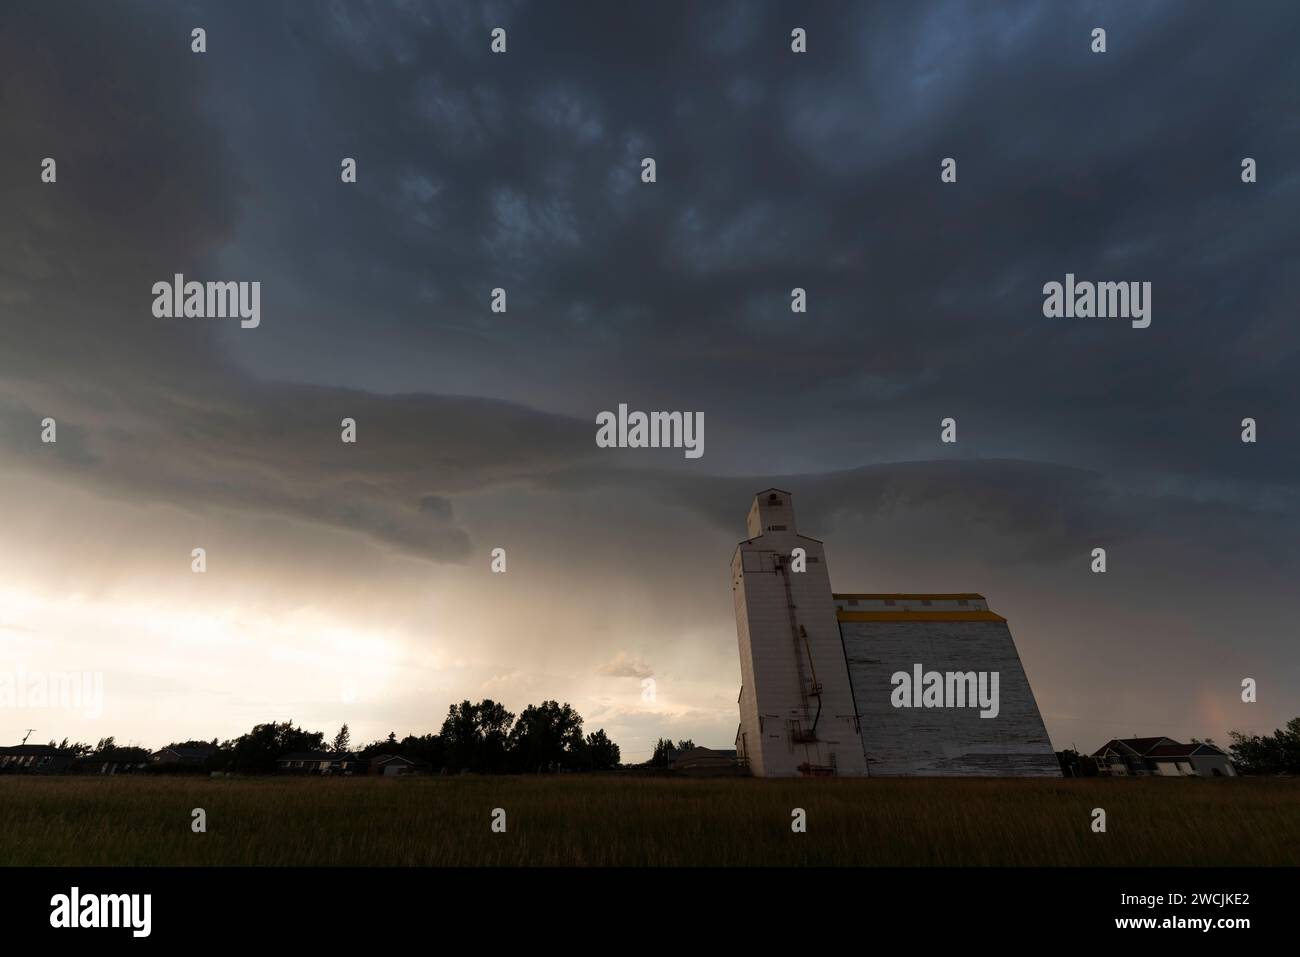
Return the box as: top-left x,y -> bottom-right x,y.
1,0 -> 1297,756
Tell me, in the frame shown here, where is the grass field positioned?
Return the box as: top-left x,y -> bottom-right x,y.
2,775 -> 1297,866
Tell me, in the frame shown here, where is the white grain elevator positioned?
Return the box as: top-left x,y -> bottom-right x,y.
731,489 -> 867,776
732,489 -> 1059,777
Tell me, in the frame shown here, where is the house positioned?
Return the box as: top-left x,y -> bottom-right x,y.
276,751 -> 367,775
151,743 -> 217,766
670,747 -> 744,776
1092,737 -> 1237,777
74,748 -> 149,775
0,745 -> 76,775
369,754 -> 432,776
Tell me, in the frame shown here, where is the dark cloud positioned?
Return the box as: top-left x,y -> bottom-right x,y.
3,1 -> 1297,550
418,494 -> 453,521
1,2 -> 1297,747
155,0 -> 1299,483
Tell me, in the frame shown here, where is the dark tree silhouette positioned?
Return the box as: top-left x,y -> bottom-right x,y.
509,700 -> 583,772
224,720 -> 325,774
1229,717 -> 1300,774
583,729 -> 621,770
332,724 -> 351,753
649,737 -> 695,767
440,699 -> 516,772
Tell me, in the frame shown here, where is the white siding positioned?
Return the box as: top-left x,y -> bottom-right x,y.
840,618 -> 1060,776
733,491 -> 866,777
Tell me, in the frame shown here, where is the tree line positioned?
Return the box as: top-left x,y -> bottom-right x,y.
37,736 -> 151,764
51,698 -> 623,775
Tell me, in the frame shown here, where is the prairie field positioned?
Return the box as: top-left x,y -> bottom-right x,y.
1,775 -> 1297,867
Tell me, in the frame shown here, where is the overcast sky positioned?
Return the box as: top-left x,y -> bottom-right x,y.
1,0 -> 1297,760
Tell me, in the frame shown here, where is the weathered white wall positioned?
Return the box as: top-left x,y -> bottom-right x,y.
733,490 -> 865,777
840,618 -> 1060,776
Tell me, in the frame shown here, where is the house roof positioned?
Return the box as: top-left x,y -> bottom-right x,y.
1101,737 -> 1174,756
1092,737 -> 1219,758
155,744 -> 216,759
672,747 -> 737,766
1146,743 -> 1200,758
372,754 -> 429,766
0,745 -> 67,756
1094,741 -> 1138,757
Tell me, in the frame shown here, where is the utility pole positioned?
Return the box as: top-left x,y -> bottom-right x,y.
21,729 -> 36,745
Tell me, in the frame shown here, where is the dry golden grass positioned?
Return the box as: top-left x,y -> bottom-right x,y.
2,775 -> 1296,866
